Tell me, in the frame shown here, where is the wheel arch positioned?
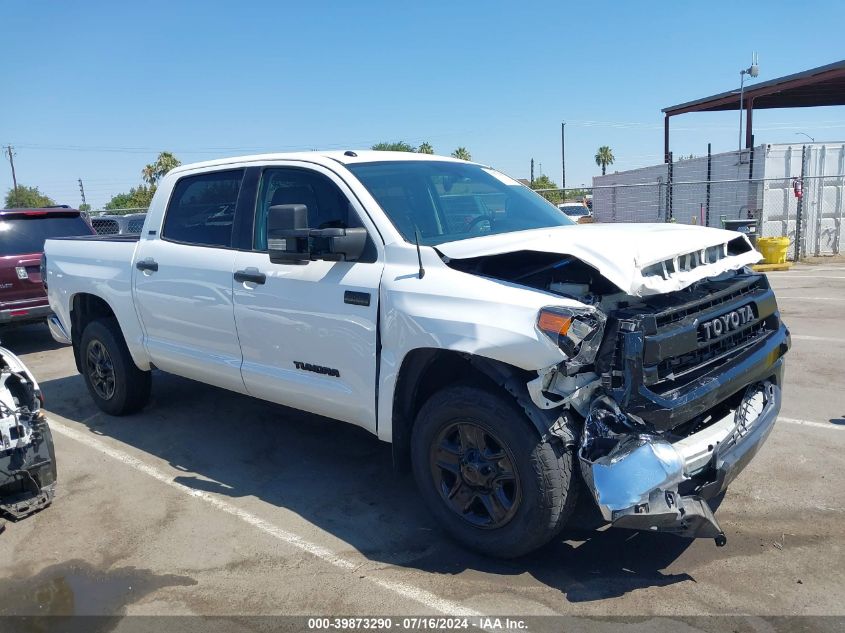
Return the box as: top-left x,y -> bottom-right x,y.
69,293 -> 120,373
390,348 -> 563,472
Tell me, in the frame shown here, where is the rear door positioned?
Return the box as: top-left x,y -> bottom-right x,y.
0,211 -> 93,308
232,164 -> 384,432
133,169 -> 248,393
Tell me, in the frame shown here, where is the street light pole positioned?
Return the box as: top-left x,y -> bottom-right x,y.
796,132 -> 815,143
738,53 -> 759,152
561,121 -> 566,191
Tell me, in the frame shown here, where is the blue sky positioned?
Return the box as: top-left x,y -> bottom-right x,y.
2,1 -> 844,209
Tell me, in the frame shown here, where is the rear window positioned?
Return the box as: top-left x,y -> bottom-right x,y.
163,170 -> 244,248
0,213 -> 92,256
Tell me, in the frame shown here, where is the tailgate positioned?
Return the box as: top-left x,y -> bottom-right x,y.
0,254 -> 46,308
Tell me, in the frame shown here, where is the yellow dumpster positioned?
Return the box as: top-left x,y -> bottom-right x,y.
757,237 -> 790,264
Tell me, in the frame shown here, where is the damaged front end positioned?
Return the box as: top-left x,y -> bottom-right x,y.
577,386 -> 776,545
528,270 -> 790,545
0,346 -> 56,528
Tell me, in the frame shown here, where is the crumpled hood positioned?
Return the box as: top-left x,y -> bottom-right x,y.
436,223 -> 762,296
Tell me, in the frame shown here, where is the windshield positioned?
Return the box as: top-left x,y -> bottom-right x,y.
0,213 -> 91,256
347,161 -> 574,245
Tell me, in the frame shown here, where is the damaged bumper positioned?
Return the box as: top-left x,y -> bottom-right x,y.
579,368 -> 783,545
0,346 -> 57,522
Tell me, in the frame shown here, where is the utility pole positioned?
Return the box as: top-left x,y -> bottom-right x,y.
78,178 -> 87,207
561,122 -> 566,190
530,158 -> 534,185
4,145 -> 18,197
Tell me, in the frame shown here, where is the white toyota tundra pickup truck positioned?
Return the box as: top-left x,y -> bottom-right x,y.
43,151 -> 790,557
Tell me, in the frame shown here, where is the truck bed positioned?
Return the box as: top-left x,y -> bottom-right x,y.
44,234 -> 150,370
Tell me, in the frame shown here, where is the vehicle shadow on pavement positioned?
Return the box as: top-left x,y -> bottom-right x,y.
41,371 -> 696,603
0,322 -> 66,355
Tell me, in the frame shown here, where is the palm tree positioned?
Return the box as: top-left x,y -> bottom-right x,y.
451,147 -> 471,161
142,151 -> 182,186
595,146 -> 614,175
141,164 -> 157,186
417,142 -> 434,154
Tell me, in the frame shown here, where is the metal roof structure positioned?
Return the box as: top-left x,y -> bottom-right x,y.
661,60 -> 845,160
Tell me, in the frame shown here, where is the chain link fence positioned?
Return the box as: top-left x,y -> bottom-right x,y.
86,207 -> 149,236
535,174 -> 845,259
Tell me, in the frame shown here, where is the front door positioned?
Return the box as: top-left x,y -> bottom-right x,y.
232,164 -> 383,432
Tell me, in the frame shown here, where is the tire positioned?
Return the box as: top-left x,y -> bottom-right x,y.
411,384 -> 577,558
80,318 -> 151,415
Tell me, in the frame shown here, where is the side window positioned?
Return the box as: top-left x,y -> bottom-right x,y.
163,170 -> 244,248
254,168 -> 364,251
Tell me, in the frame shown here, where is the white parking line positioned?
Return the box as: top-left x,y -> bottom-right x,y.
775,296 -> 845,301
791,334 -> 845,343
780,417 -> 844,431
767,268 -> 845,274
48,417 -> 482,618
768,276 -> 845,280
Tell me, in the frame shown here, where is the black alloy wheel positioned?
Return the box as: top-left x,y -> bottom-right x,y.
86,339 -> 116,400
429,420 -> 521,529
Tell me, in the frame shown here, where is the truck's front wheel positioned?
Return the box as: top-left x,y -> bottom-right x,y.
80,318 -> 151,415
411,385 -> 576,558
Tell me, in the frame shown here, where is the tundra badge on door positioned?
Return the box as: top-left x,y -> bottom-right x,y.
293,361 -> 340,377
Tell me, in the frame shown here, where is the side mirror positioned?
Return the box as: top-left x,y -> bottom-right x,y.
316,227 -> 368,262
266,204 -> 369,264
268,204 -> 310,265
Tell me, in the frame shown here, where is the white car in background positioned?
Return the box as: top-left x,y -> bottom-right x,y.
557,202 -> 593,223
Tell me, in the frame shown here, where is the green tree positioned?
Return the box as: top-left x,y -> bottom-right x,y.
371,141 -> 416,152
4,184 -> 55,209
105,184 -> 155,210
595,146 -> 615,176
142,151 -> 181,186
530,174 -> 558,190
451,147 -> 471,161
79,203 -> 91,213
417,142 -> 434,154
529,174 -> 562,204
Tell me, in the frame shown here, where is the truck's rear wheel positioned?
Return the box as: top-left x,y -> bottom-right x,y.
411,385 -> 576,558
80,318 -> 151,415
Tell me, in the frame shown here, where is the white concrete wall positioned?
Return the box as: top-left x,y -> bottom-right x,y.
592,142 -> 845,255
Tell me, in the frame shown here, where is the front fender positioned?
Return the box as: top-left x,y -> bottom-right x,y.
376,252 -> 579,442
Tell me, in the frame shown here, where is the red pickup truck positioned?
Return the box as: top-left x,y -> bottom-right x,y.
0,206 -> 95,326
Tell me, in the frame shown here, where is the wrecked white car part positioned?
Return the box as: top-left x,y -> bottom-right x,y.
579,383 -> 779,546
436,223 -> 761,297
0,346 -> 56,521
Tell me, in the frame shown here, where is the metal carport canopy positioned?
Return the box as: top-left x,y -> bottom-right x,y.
661,59 -> 845,160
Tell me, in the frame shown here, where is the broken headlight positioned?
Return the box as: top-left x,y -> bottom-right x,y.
537,307 -> 606,370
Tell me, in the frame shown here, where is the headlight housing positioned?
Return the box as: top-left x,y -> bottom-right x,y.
537,307 -> 606,371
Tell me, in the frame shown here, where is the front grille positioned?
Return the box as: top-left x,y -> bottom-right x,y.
653,277 -> 762,328
606,273 -> 778,395
655,320 -> 771,386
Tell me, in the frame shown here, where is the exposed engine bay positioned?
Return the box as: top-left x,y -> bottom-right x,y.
0,346 -> 56,530
446,248 -> 790,545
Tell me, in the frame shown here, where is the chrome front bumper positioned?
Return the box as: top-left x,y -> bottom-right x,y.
579,373 -> 782,544
47,315 -> 72,345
